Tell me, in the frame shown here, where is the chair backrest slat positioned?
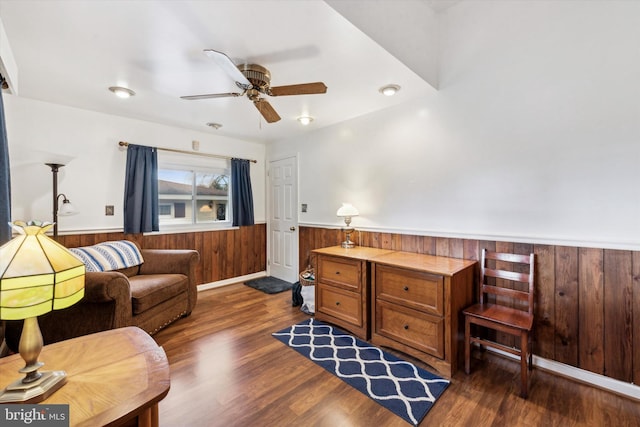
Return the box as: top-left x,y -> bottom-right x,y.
479,249 -> 535,314
485,251 -> 531,264
483,267 -> 529,283
481,284 -> 531,301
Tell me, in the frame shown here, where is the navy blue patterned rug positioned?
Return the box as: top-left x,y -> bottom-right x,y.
272,318 -> 449,426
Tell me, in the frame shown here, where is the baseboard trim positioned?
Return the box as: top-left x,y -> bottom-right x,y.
486,347 -> 640,401
197,271 -> 267,292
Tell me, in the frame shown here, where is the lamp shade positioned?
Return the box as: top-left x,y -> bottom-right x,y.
0,221 -> 85,320
57,199 -> 77,216
336,203 -> 359,217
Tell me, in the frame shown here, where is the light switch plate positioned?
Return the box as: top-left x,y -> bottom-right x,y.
105,205 -> 114,216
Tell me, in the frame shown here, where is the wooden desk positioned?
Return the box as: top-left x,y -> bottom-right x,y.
312,246 -> 476,377
0,327 -> 170,427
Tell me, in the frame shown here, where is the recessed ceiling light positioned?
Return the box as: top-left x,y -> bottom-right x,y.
206,122 -> 222,129
379,84 -> 401,96
297,116 -> 314,126
109,86 -> 135,98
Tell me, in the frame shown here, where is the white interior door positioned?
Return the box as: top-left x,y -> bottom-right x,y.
269,156 -> 298,283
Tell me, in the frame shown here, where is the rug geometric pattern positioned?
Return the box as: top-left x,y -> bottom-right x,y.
273,318 -> 449,426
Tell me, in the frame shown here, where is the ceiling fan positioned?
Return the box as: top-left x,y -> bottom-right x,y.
181,49 -> 328,123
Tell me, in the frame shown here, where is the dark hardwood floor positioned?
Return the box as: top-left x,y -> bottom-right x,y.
153,283 -> 640,427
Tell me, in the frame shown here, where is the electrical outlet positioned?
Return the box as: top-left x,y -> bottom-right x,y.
105,205 -> 114,216
301,203 -> 308,213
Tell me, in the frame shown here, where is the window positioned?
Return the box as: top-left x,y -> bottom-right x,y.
158,166 -> 231,228
158,204 -> 172,216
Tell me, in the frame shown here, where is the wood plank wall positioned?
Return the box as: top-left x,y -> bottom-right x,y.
299,226 -> 640,385
56,224 -> 266,286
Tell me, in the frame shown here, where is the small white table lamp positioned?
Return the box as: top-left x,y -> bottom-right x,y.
336,203 -> 359,248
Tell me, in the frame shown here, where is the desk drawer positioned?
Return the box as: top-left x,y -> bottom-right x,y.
317,256 -> 361,291
317,284 -> 361,326
375,264 -> 444,316
375,300 -> 444,359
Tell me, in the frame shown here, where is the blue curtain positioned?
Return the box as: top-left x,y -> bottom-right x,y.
0,83 -> 11,244
231,158 -> 254,226
123,144 -> 158,233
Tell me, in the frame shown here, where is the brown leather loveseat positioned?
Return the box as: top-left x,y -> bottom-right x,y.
5,240 -> 199,350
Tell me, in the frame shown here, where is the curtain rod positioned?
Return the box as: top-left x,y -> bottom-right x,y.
118,141 -> 257,163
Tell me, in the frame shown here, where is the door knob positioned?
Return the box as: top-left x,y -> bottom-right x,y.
289,226 -> 296,231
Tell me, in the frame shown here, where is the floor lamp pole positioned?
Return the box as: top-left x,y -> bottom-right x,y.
46,163 -> 64,238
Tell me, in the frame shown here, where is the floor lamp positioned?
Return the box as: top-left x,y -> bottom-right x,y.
45,163 -> 77,238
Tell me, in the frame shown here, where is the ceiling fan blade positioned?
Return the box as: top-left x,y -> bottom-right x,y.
269,82 -> 327,96
203,49 -> 251,89
180,92 -> 243,100
254,99 -> 281,123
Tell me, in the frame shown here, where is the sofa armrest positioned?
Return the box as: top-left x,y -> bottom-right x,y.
83,271 -> 132,303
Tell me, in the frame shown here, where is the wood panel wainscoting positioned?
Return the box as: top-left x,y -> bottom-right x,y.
299,226 -> 640,387
55,224 -> 267,286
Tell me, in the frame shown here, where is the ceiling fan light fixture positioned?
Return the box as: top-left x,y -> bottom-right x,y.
109,86 -> 135,98
206,122 -> 223,130
379,84 -> 401,96
297,116 -> 314,126
183,49 -> 327,125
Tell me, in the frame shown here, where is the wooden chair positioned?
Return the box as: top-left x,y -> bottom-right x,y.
463,249 -> 535,398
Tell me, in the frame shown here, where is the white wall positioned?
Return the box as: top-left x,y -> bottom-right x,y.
325,0 -> 439,89
269,0 -> 640,250
5,95 -> 266,233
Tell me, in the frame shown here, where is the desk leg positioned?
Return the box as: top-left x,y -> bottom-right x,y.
137,405 -> 159,427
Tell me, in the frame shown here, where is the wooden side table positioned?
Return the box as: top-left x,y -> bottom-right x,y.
0,326 -> 170,427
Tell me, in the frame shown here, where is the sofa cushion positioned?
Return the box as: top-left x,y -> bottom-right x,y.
129,274 -> 188,314
70,240 -> 144,272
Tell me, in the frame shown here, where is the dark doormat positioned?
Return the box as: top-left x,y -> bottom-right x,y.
244,276 -> 293,294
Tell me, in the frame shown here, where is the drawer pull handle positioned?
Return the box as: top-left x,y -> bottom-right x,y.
335,271 -> 340,275
336,301 -> 341,306
404,324 -> 409,330
403,286 -> 409,291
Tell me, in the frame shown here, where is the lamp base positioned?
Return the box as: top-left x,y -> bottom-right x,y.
340,226 -> 356,249
0,370 -> 67,404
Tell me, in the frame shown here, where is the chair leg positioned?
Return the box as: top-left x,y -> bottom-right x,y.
520,331 -> 529,399
464,317 -> 471,374
528,334 -> 533,371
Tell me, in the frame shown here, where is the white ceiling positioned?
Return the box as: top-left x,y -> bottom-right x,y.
0,0 -> 445,144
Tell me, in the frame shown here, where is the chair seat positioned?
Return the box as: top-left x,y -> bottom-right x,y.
463,303 -> 533,331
